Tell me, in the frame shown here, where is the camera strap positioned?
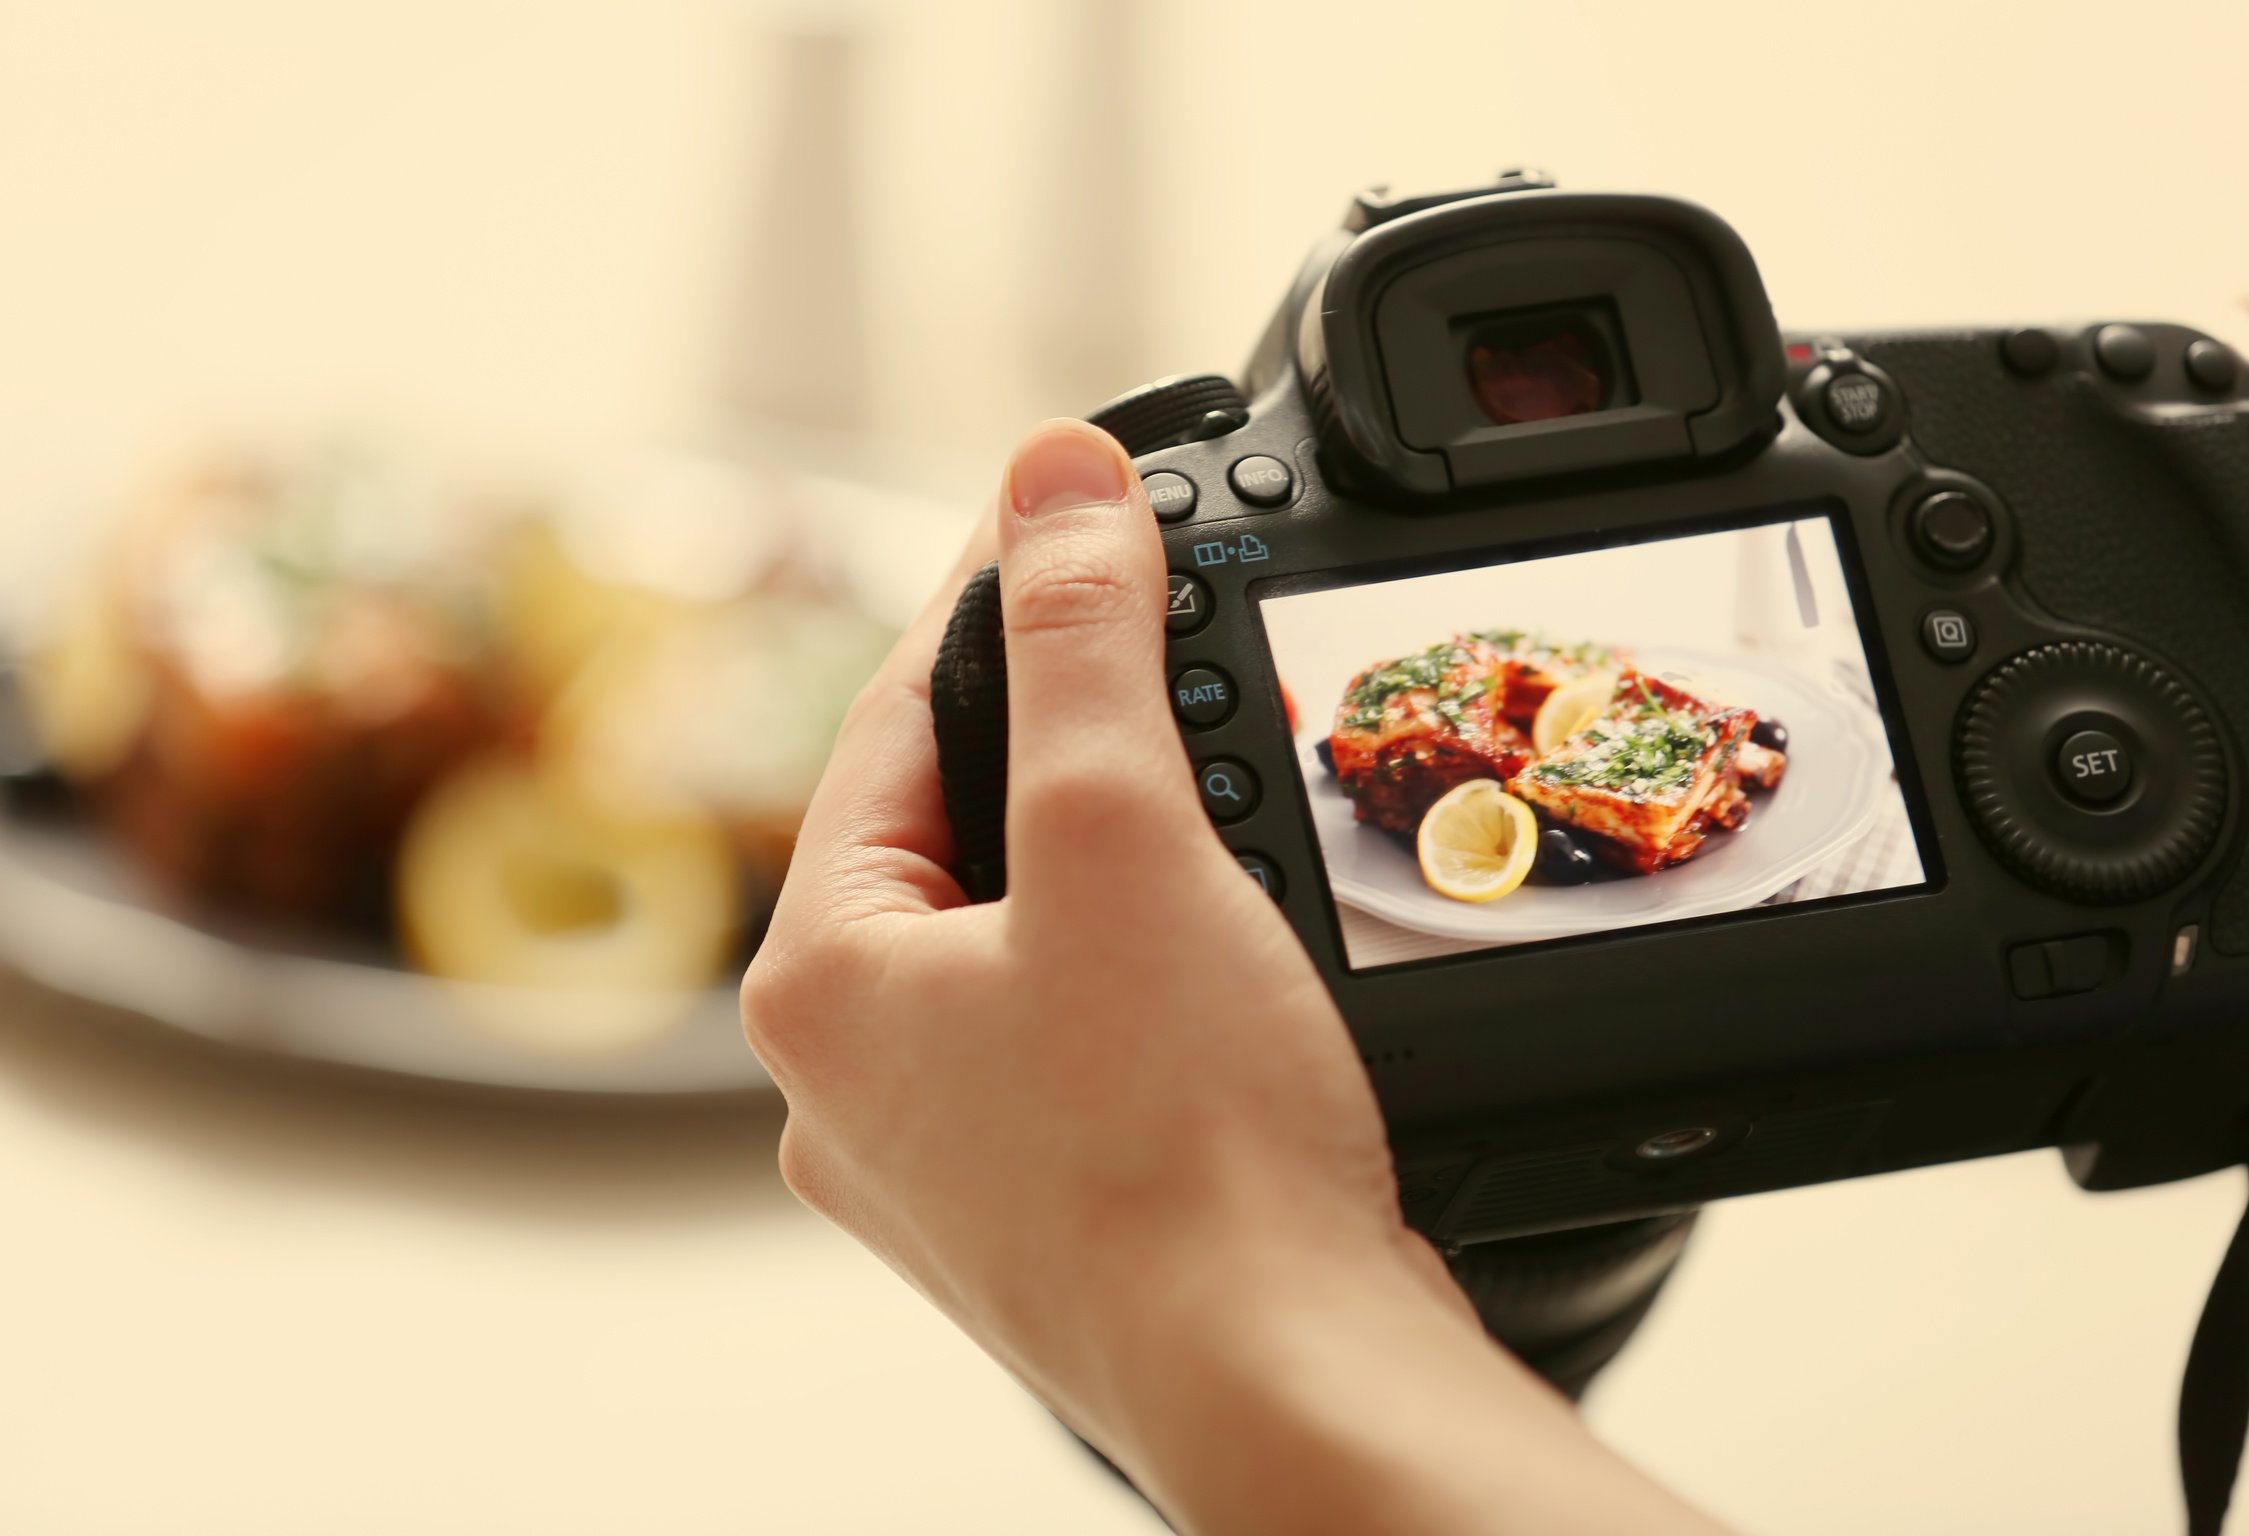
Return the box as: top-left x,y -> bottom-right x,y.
2182,1179 -> 2249,1536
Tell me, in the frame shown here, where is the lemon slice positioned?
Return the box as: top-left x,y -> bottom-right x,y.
1417,781 -> 1538,903
1532,670 -> 1620,754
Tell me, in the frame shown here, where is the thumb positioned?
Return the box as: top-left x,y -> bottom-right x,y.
995,419 -> 1205,894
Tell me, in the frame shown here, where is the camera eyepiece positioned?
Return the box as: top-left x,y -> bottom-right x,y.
1297,182 -> 1785,499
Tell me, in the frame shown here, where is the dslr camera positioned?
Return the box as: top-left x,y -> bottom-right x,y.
931,174 -> 2249,1407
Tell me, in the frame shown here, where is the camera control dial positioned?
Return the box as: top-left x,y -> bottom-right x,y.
1956,642 -> 2227,904
1088,374 -> 1250,458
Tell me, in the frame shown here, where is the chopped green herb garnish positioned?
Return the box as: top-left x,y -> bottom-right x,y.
1528,686 -> 1714,798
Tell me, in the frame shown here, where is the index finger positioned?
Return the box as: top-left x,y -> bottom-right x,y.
779,512 -> 999,923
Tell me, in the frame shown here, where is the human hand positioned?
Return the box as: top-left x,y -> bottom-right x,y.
741,419 -> 1727,1535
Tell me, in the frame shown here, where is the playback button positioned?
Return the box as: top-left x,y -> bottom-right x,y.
1235,852 -> 1284,900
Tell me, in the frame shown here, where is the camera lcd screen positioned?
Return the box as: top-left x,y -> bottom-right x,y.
1256,511 -> 1932,971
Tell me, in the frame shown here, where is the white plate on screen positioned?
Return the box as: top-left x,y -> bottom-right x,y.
1307,651 -> 1900,946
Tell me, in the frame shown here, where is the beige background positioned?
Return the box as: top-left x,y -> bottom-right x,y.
2,2 -> 2247,1532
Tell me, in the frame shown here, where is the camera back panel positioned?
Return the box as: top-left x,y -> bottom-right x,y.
1130,311 -> 2246,1242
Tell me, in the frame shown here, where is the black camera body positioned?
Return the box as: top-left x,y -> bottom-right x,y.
936,175 -> 2249,1247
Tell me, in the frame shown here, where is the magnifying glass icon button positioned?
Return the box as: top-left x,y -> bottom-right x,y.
1195,759 -> 1260,824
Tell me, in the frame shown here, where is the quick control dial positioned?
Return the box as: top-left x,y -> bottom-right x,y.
1956,642 -> 2226,904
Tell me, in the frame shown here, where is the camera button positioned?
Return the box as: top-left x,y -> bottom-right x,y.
1165,573 -> 1212,637
1920,608 -> 1977,663
1822,372 -> 1891,434
1795,352 -> 1906,454
2186,339 -> 2240,394
1911,490 -> 1994,570
1195,759 -> 1259,824
2094,324 -> 2155,382
2001,328 -> 2060,377
1171,665 -> 1237,728
2054,727 -> 2134,806
2008,934 -> 2114,1000
1234,852 -> 1284,900
1143,471 -> 1198,523
1228,455 -> 1295,509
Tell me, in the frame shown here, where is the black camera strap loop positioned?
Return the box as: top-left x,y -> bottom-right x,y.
2182,1176 -> 2249,1536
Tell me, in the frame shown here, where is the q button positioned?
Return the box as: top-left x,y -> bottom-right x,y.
1196,759 -> 1260,825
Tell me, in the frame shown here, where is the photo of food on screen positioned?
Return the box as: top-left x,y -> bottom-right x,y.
1257,516 -> 1930,969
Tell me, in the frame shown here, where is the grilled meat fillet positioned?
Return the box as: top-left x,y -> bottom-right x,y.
1508,671 -> 1756,874
1329,631 -> 1621,835
1734,739 -> 1787,791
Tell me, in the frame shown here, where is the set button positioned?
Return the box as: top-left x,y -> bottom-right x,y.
1171,665 -> 1236,728
2055,727 -> 2133,805
1143,471 -> 1198,523
1196,758 -> 1259,823
1228,455 -> 1295,508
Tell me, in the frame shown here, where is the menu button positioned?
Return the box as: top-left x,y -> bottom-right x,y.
1143,471 -> 1198,523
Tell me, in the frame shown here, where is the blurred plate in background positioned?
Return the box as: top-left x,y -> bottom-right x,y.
0,447 -> 974,1095
0,806 -> 762,1093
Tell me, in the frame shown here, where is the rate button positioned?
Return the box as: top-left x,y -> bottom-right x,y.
2055,726 -> 2134,806
1171,665 -> 1237,729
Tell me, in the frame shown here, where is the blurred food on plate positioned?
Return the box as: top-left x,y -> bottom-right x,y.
15,443 -> 896,1048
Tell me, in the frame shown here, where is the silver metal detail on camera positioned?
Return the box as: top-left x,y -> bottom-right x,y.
1634,1127 -> 1720,1162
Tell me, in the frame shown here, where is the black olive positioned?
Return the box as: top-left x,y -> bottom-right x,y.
1530,827 -> 1600,886
1314,736 -> 1336,775
1750,717 -> 1789,753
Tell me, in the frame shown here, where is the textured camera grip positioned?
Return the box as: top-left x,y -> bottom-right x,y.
1861,333 -> 2249,953
930,561 -> 1009,903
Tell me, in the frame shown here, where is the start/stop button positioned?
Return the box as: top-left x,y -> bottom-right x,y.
1791,343 -> 1907,455
2055,727 -> 2134,805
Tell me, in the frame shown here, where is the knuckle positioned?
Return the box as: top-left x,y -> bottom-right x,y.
738,944 -> 823,1071
1013,762 -> 1178,860
834,666 -> 916,744
737,957 -> 786,1059
1005,533 -> 1143,638
775,1118 -> 832,1215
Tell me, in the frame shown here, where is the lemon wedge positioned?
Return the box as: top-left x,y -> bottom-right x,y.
1532,670 -> 1620,754
1416,781 -> 1538,903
